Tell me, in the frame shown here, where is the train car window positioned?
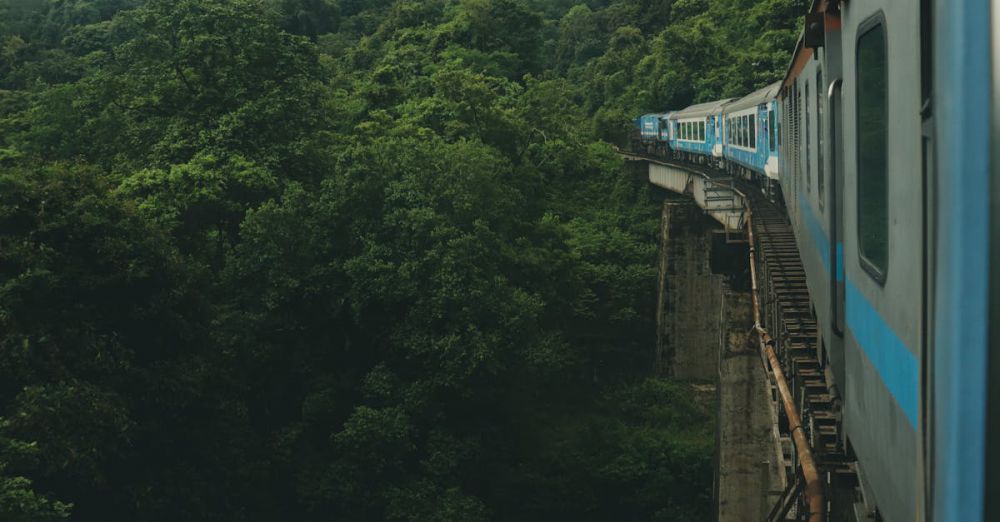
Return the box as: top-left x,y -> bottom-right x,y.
806,82 -> 812,194
769,108 -> 776,152
749,115 -> 756,150
817,68 -> 825,209
856,20 -> 889,280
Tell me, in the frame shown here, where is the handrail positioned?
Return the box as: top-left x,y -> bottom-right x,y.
743,199 -> 826,522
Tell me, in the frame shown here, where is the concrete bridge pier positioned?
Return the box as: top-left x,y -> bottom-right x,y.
653,195 -> 782,520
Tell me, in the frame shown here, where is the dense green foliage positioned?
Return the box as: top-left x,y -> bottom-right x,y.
0,0 -> 801,519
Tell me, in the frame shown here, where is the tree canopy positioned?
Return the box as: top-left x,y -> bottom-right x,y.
0,0 -> 801,519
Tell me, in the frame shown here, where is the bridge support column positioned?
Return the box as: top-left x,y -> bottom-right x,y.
653,194 -> 781,520
655,198 -> 724,379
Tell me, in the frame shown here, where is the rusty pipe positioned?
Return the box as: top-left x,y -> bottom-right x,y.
743,204 -> 825,522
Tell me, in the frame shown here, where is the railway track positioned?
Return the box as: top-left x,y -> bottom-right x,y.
741,186 -> 859,520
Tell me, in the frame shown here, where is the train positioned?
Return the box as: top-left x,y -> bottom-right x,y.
633,1 -> 996,520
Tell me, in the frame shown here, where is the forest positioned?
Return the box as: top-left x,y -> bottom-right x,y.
0,0 -> 803,520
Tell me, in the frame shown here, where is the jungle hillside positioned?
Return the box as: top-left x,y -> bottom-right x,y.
0,0 -> 803,520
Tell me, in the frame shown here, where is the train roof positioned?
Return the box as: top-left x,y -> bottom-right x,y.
724,81 -> 782,112
669,98 -> 735,120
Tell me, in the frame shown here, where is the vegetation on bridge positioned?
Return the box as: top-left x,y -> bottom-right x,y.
0,0 -> 802,519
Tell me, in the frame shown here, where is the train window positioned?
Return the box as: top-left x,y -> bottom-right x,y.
806,82 -> 811,194
817,68 -> 825,209
769,108 -> 776,152
749,115 -> 756,149
856,20 -> 889,279
701,121 -> 706,141
743,115 -> 749,147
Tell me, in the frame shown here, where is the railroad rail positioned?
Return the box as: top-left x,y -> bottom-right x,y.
625,152 -> 859,521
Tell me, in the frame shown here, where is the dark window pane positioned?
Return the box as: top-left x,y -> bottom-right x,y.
750,115 -> 756,149
817,69 -> 825,206
806,83 -> 811,193
857,23 -> 888,275
769,109 -> 776,152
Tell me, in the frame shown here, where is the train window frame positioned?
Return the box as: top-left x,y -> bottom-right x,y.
855,12 -> 889,284
817,67 -> 825,210
769,108 -> 776,152
749,114 -> 756,150
806,81 -> 812,194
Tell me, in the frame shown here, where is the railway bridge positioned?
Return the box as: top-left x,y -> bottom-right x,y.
625,154 -> 858,521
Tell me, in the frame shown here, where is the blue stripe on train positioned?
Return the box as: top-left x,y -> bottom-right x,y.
797,193 -> 918,429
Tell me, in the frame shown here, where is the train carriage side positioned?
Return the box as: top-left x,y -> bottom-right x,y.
722,81 -> 782,193
667,99 -> 734,165
833,0 -> 925,519
778,3 -> 925,519
638,113 -> 661,154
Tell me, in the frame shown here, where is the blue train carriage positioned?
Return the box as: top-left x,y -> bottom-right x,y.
778,0 -> 996,520
721,81 -> 781,194
636,113 -> 662,155
666,98 -> 733,166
